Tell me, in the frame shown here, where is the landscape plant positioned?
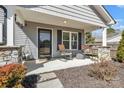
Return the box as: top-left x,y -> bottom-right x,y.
88,60 -> 118,81
0,63 -> 26,88
117,31 -> 124,62
85,32 -> 95,44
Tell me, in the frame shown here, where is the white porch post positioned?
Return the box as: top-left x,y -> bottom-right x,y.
6,6 -> 15,46
102,27 -> 107,46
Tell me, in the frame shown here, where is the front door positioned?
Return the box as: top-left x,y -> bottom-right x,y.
38,28 -> 52,58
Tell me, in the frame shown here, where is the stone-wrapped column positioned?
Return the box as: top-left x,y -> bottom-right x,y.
98,46 -> 111,62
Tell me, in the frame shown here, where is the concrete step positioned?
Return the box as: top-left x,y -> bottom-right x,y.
37,78 -> 63,88
38,72 -> 57,82
36,72 -> 63,88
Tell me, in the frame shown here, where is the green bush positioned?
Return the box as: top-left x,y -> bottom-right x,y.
117,31 -> 124,62
0,63 -> 26,88
88,60 -> 118,81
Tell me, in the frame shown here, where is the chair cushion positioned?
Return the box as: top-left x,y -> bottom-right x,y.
58,44 -> 65,52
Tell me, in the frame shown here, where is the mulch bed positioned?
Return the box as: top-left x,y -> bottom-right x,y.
54,62 -> 124,88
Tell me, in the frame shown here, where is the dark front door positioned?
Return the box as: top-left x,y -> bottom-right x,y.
38,28 -> 52,58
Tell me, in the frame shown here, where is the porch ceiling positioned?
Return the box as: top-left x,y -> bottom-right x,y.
16,7 -> 101,32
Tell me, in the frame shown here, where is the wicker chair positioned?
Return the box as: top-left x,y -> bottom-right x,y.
58,44 -> 72,59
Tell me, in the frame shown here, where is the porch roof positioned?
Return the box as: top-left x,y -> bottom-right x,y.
15,5 -> 115,32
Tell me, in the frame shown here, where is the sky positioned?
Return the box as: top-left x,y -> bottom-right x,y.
92,5 -> 124,38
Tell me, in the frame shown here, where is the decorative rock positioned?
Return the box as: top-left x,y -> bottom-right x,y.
76,53 -> 84,59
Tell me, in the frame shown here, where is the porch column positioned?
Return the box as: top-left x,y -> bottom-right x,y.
102,27 -> 107,46
98,28 -> 111,62
6,6 -> 15,46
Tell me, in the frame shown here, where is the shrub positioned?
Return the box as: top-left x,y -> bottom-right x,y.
88,60 -> 118,81
117,31 -> 124,62
0,63 -> 26,88
22,74 -> 40,88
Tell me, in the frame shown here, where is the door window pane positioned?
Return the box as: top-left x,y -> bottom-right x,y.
39,30 -> 51,58
40,32 -> 50,48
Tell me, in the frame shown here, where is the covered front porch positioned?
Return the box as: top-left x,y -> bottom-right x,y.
13,6 -> 108,59
0,5 -> 115,67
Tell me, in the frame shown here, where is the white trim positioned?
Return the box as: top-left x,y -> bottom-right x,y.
100,6 -> 115,25
36,27 -> 53,58
102,28 -> 107,46
93,6 -> 115,25
7,6 -> 15,46
0,23 -> 3,44
62,31 -> 78,50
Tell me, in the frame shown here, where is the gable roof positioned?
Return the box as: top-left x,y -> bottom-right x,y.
91,5 -> 116,26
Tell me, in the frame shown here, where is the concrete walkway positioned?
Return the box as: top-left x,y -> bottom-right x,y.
24,58 -> 94,88
37,72 -> 63,88
26,58 -> 94,75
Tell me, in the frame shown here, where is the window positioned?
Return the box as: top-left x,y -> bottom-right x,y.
62,31 -> 78,50
62,32 -> 70,49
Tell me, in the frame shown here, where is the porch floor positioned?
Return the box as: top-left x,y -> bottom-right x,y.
25,58 -> 95,75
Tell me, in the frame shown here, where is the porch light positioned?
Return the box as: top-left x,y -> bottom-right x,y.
63,21 -> 67,24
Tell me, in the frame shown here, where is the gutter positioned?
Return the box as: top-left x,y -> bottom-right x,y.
102,5 -> 116,25
91,5 -> 116,26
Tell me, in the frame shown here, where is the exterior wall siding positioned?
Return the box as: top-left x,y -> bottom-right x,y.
0,6 -> 7,45
20,5 -> 105,26
15,23 -> 38,59
0,7 -> 4,24
14,21 -> 84,59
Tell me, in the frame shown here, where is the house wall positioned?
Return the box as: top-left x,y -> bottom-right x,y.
0,7 -> 5,24
0,6 -> 5,44
14,21 -> 84,59
20,5 -> 106,27
0,6 -> 7,45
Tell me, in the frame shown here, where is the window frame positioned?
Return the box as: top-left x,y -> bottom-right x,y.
62,31 -> 78,50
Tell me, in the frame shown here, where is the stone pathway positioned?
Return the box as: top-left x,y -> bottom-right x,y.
36,72 -> 63,88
